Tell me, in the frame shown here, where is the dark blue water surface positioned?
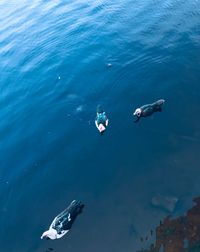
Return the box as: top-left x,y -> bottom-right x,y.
1,0 -> 200,251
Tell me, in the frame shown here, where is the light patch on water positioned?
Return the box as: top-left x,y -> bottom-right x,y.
66,94 -> 79,100
75,105 -> 84,113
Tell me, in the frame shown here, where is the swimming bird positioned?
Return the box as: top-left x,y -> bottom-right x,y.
41,200 -> 84,240
95,105 -> 109,135
133,99 -> 165,123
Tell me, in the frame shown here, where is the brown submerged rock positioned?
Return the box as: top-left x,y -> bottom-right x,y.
137,197 -> 200,252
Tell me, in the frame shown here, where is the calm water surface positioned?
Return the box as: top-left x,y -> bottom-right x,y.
0,0 -> 200,251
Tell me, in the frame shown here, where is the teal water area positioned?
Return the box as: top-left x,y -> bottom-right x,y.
0,0 -> 200,251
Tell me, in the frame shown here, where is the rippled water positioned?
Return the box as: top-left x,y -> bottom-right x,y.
0,0 -> 200,251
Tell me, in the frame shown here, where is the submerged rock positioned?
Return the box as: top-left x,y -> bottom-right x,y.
137,197 -> 200,252
151,195 -> 178,212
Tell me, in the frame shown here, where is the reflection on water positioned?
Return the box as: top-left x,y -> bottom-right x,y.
137,197 -> 200,252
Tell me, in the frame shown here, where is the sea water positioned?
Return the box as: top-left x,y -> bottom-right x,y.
0,0 -> 200,251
